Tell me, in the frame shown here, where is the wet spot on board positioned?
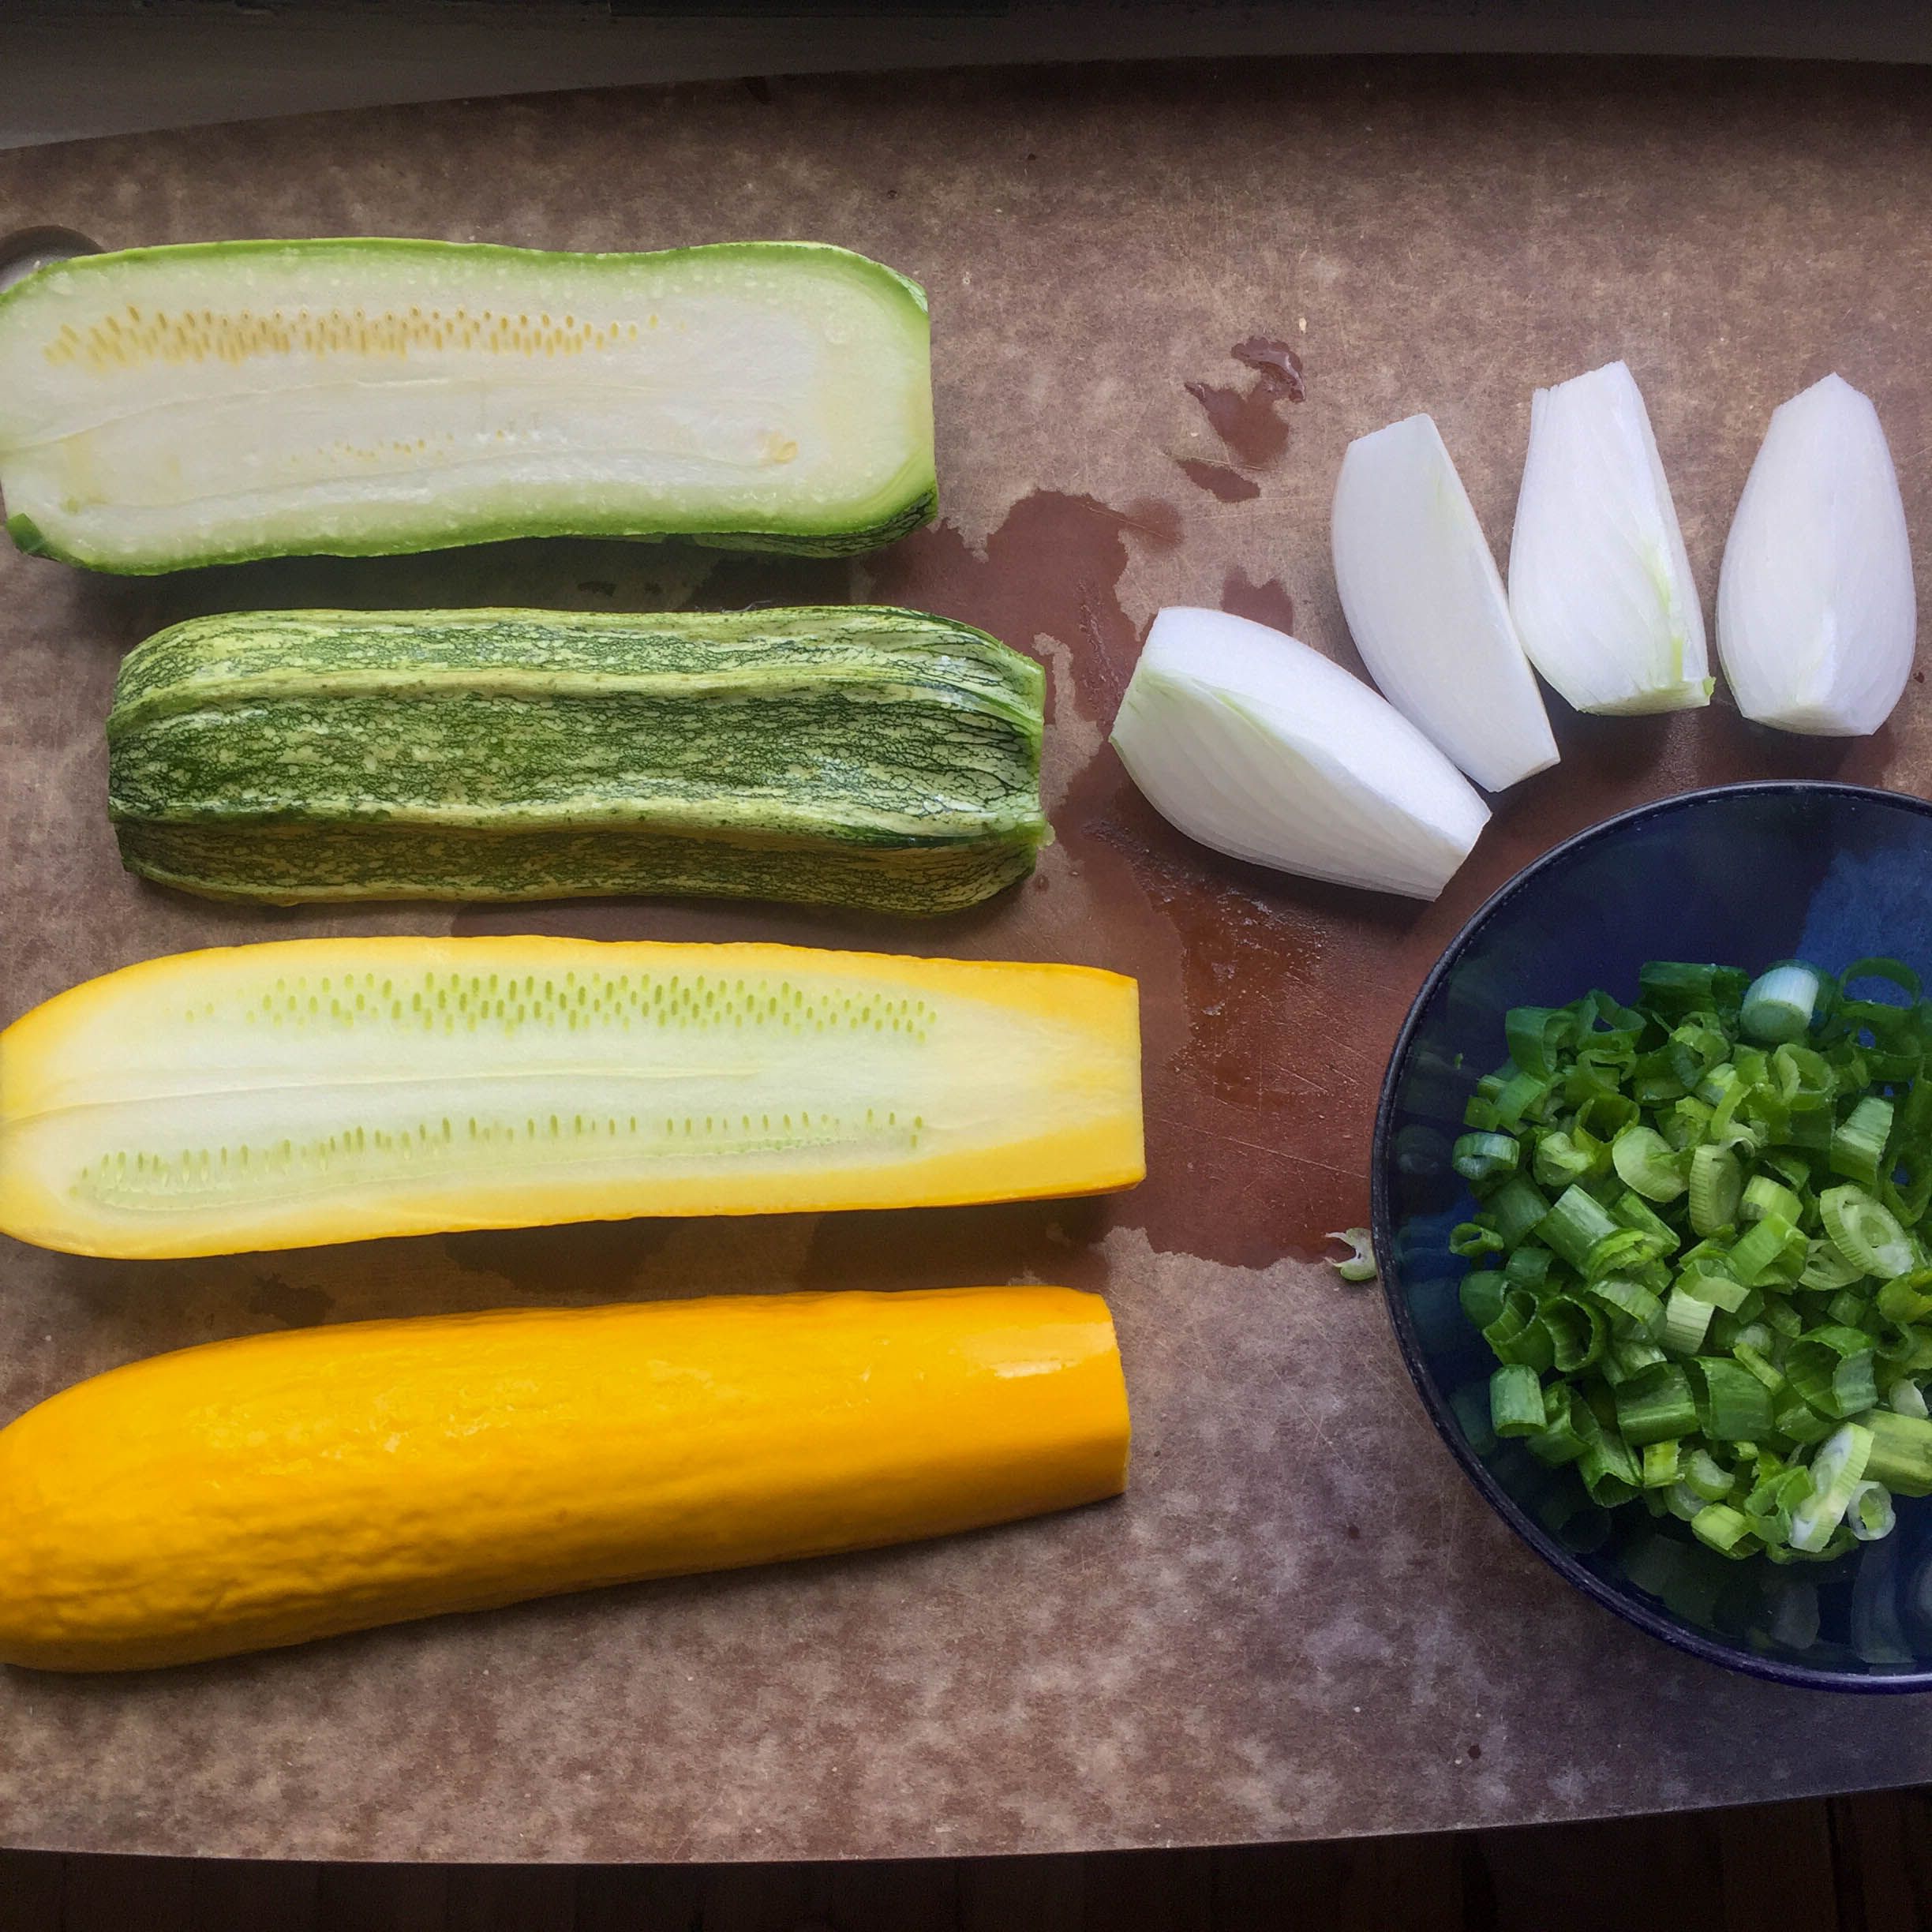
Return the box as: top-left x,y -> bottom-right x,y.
1122,497 -> 1184,547
442,1217 -> 678,1299
246,1275 -> 334,1328
1185,379 -> 1293,470
1219,568 -> 1296,634
864,489 -> 1148,717
1230,336 -> 1306,402
691,549 -> 853,612
1175,459 -> 1261,504
1174,335 -> 1305,500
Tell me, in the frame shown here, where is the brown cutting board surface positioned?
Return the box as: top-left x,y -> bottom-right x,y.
2,55 -> 1930,1863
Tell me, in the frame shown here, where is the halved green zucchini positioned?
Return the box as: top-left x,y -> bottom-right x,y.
107,605 -> 1047,915
0,238 -> 934,571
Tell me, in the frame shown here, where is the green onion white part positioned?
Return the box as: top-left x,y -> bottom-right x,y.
1742,964 -> 1825,1045
1330,413 -> 1558,791
1788,1423 -> 1872,1552
1717,374 -> 1915,737
1507,360 -> 1711,714
1108,608 -> 1489,901
1848,1479 -> 1896,1541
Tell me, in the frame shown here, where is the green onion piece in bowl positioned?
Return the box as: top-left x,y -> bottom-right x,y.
1741,964 -> 1825,1044
1822,1185 -> 1915,1279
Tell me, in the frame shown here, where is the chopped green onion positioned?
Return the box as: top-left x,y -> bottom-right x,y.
1573,1404 -> 1641,1506
1776,1395 -> 1837,1446
1822,1185 -> 1915,1279
1826,1288 -> 1875,1331
1615,1363 -> 1698,1446
1683,1447 -> 1733,1502
1451,1222 -> 1504,1260
1840,957 -> 1920,1003
1488,1177 -> 1552,1246
1638,961 -> 1748,1021
1676,1263 -> 1749,1313
1609,1191 -> 1679,1253
1481,1288 -> 1554,1371
1457,957 -> 1932,1567
1877,1269 -> 1932,1325
1490,1364 -> 1547,1437
1860,1410 -> 1932,1496
1848,1480 -> 1896,1541
1492,1067 -> 1551,1129
1458,1269 -> 1507,1328
1453,1132 -> 1521,1183
1525,1386 -> 1588,1466
1788,1422 -> 1872,1552
1786,1326 -> 1878,1419
1830,1095 -> 1895,1191
1541,1296 -> 1606,1373
1506,1005 -> 1578,1078
1612,1124 -> 1687,1202
1660,1288 -> 1715,1355
1689,1145 -> 1744,1237
1326,1227 -> 1379,1282
1691,1503 -> 1757,1556
1742,964 -> 1825,1044
1741,1174 -> 1804,1226
1538,1185 -> 1620,1268
1889,1378 -> 1929,1419
1733,1340 -> 1784,1394
1589,1275 -> 1664,1337
1801,1238 -> 1866,1291
1727,1212 -> 1804,1287
1532,1129 -> 1599,1189
1688,1357 -> 1775,1440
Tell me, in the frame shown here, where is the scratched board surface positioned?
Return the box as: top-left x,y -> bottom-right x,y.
2,58 -> 1930,1863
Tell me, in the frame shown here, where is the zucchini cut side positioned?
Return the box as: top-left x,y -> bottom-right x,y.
106,605 -> 1048,915
0,937 -> 1145,1258
0,238 -> 935,571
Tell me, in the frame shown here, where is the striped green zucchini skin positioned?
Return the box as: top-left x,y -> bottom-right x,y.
107,607 -> 1048,917
0,238 -> 934,571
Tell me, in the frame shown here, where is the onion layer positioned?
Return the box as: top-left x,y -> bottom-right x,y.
1110,607 -> 1490,901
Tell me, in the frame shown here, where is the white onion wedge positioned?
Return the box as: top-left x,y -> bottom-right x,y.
1109,607 -> 1489,901
1331,414 -> 1558,791
1507,360 -> 1711,714
1717,373 -> 1915,736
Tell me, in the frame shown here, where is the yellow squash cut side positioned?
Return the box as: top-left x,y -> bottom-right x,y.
0,1286 -> 1130,1671
0,936 -> 1144,1257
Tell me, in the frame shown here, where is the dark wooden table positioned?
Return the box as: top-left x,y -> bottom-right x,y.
4,1792 -> 1930,1929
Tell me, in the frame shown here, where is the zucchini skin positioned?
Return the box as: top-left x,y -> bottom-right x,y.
0,1286 -> 1130,1671
107,605 -> 1048,915
0,238 -> 936,571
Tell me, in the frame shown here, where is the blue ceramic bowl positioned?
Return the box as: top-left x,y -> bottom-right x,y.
1374,781 -> 1932,1691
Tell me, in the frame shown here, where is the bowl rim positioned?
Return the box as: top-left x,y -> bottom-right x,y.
1372,777 -> 1932,1694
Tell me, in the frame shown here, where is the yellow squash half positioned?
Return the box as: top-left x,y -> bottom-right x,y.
0,936 -> 1143,1257
0,1286 -> 1129,1672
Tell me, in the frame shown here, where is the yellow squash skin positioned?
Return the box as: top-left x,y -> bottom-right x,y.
0,1286 -> 1129,1672
0,936 -> 1144,1258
